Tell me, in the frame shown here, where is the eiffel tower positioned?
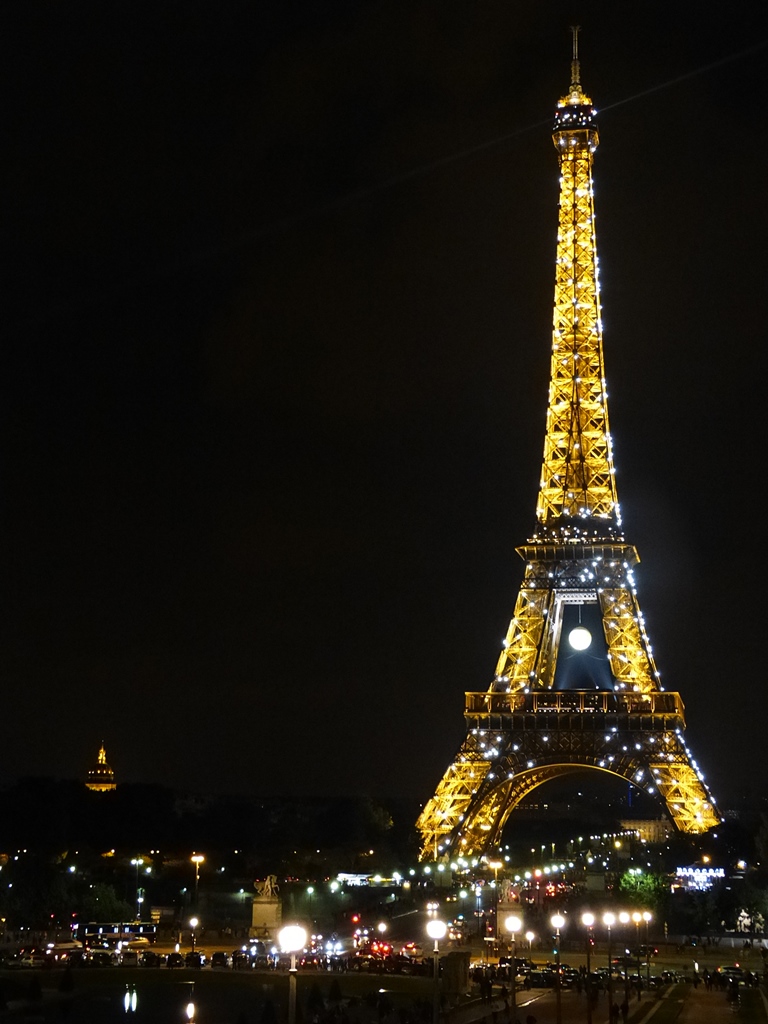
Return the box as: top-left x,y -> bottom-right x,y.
416,31 -> 720,861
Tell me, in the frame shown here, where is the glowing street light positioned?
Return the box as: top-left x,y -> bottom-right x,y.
189,917 -> 199,954
426,918 -> 447,1024
504,914 -> 522,1024
191,854 -> 204,910
130,858 -> 144,920
279,925 -> 308,1024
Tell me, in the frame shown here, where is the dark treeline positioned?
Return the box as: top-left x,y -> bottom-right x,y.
0,777 -> 421,867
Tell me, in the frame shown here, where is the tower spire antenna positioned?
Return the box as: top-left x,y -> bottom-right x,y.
571,24 -> 581,88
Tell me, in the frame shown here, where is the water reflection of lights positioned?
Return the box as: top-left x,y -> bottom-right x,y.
123,985 -> 137,1013
185,981 -> 196,1022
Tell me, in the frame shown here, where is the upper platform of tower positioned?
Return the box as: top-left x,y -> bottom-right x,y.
552,54 -> 599,146
533,30 -> 620,546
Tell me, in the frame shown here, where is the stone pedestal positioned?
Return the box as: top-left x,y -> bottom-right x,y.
251,896 -> 281,941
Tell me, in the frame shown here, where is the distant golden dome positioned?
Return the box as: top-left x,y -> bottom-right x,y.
86,743 -> 116,792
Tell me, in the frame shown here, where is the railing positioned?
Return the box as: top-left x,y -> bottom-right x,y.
464,690 -> 684,717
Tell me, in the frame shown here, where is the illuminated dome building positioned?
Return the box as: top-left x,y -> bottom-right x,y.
85,743 -> 117,792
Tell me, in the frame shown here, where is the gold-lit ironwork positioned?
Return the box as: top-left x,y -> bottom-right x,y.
417,31 -> 719,860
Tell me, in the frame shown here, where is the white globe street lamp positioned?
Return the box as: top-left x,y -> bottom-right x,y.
130,858 -> 144,921
279,925 -> 308,1024
426,919 -> 447,1024
504,914 -> 522,1024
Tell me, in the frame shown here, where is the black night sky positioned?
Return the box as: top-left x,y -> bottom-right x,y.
4,3 -> 768,810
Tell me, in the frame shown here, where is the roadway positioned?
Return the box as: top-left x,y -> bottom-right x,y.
499,982 -> 768,1024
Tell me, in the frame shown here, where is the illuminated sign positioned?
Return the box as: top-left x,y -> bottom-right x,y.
675,866 -> 725,891
676,867 -> 724,879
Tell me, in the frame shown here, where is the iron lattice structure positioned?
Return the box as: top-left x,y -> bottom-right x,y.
417,38 -> 720,861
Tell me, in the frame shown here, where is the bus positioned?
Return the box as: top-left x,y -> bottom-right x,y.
73,921 -> 158,948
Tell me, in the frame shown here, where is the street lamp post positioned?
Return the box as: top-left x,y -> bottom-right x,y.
581,912 -> 595,1024
504,914 -> 522,1024
279,925 -> 308,1024
488,861 -> 502,943
551,915 -> 565,1024
191,854 -> 204,910
603,912 -> 616,1011
130,858 -> 144,920
632,912 -> 643,1000
426,918 -> 447,1024
189,917 -> 199,954
619,912 -> 631,1003
643,912 -> 652,989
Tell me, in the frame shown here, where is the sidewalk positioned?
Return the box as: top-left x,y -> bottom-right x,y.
629,983 -> 768,1024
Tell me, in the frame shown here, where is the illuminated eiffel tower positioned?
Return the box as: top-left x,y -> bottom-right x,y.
417,31 -> 720,861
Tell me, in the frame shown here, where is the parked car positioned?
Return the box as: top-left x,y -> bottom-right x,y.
139,950 -> 161,967
86,951 -> 113,968
232,949 -> 252,970
526,969 -> 555,988
19,951 -> 47,969
210,951 -> 230,969
718,966 -> 745,983
166,952 -> 185,969
185,951 -> 205,969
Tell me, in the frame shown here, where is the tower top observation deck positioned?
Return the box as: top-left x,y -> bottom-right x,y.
553,25 -> 598,141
